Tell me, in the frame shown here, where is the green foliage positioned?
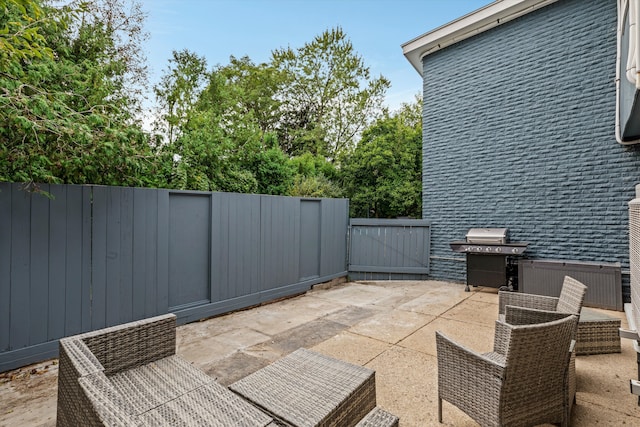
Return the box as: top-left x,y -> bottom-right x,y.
153,49 -> 208,143
290,173 -> 343,198
0,0 -> 160,187
0,0 -> 52,70
248,147 -> 294,196
288,152 -> 342,198
2,4 -> 422,215
290,152 -> 337,180
272,27 -> 390,160
340,97 -> 423,218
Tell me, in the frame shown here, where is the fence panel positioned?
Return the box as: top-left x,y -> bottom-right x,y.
0,183 -> 91,370
0,183 -> 350,372
211,192 -> 261,302
300,200 -> 321,280
321,199 -> 349,277
348,219 -> 431,280
168,192 -> 211,310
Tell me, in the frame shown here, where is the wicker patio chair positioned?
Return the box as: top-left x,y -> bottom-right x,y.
436,314 -> 577,427
498,275 -> 587,320
503,305 -> 579,420
498,275 -> 586,416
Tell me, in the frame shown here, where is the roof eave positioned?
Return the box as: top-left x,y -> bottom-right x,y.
401,0 -> 560,74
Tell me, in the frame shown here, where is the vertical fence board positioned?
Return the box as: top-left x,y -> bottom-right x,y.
156,189 -> 170,315
144,189 -> 158,317
10,187 -> 31,350
29,187 -> 50,345
64,186 -> 85,337
210,193 -> 223,303
105,187 -> 122,327
0,184 -> 12,352
227,196 -> 239,298
92,187 -> 108,330
81,186 -> 92,333
119,187 -> 134,324
228,194 -> 260,298
261,197 -> 300,290
132,188 -> 147,320
48,185 -> 69,340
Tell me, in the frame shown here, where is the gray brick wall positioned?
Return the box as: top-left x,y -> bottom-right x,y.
421,0 -> 640,298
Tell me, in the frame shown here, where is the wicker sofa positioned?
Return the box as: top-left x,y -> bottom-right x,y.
56,314 -> 276,426
57,313 -> 398,427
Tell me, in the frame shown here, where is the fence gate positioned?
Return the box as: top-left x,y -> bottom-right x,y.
348,219 -> 431,280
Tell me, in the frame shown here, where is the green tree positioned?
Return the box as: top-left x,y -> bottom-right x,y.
288,152 -> 342,198
0,0 -> 160,187
217,56 -> 285,138
153,49 -> 208,144
156,56 -> 294,195
340,97 -> 422,218
272,27 -> 390,159
0,0 -> 52,70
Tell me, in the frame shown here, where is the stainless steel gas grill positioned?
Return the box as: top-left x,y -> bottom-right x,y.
450,228 -> 528,292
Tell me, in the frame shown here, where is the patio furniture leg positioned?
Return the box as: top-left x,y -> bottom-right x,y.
438,397 -> 442,423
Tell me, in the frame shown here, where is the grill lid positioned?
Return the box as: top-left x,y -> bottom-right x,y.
466,228 -> 508,244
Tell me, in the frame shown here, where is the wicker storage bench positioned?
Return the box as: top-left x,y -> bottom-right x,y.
56,314 -> 275,426
576,307 -> 622,355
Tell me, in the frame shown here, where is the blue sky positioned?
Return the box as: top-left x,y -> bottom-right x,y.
141,0 -> 491,111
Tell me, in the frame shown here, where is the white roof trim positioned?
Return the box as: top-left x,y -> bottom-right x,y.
402,0 -> 560,73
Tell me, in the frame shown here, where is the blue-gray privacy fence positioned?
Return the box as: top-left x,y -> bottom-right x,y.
348,219 -> 431,281
0,183 -> 350,372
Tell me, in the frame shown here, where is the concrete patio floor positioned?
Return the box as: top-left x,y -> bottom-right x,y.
1,279 -> 640,426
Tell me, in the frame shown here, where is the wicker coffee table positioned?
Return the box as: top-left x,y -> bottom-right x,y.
229,348 -> 378,427
576,307 -> 622,355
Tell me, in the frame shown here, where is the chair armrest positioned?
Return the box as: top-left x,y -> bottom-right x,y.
498,291 -> 558,314
82,314 -> 177,375
436,331 -> 505,423
436,331 -> 504,396
59,338 -> 104,377
57,338 -> 107,426
504,305 -> 573,326
78,372 -> 137,426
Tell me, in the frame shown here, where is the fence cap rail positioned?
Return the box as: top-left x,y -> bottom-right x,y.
349,218 -> 431,227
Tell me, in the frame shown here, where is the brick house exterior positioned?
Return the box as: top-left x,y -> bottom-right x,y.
403,0 -> 640,300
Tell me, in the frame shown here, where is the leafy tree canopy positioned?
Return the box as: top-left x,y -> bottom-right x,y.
272,27 -> 390,160
340,97 -> 422,218
0,0 -> 159,188
2,5 -> 422,217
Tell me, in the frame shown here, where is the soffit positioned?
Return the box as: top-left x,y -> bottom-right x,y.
401,0 -> 560,73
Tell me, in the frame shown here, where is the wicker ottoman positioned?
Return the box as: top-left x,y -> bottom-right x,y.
576,307 -> 622,355
355,407 -> 399,427
230,348 -> 378,427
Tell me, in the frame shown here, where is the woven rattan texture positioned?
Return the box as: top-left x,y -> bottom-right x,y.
437,315 -> 576,427
56,314 -> 275,426
498,275 -> 587,317
576,317 -> 622,355
502,305 -> 581,419
230,348 -> 376,427
354,407 -> 399,427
